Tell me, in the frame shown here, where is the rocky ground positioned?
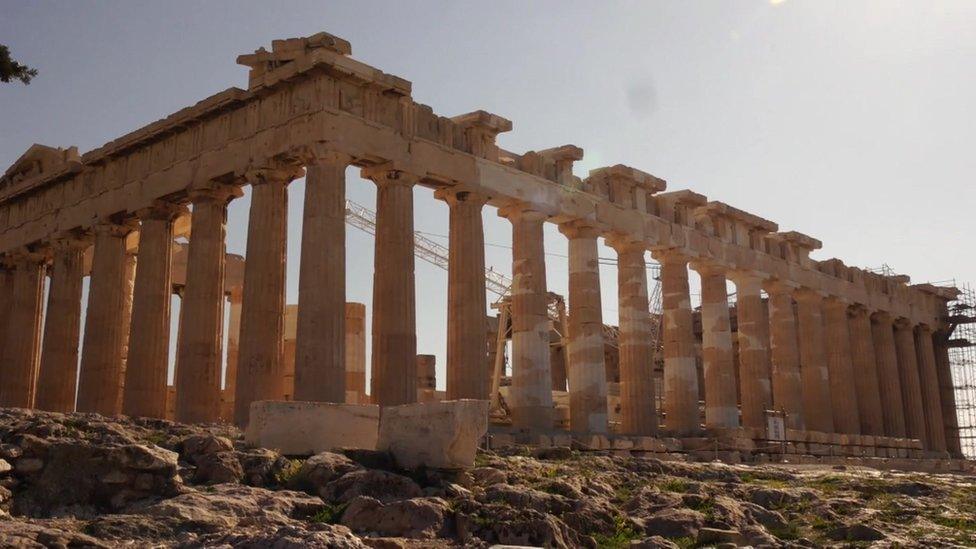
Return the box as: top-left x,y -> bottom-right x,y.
0,409 -> 972,548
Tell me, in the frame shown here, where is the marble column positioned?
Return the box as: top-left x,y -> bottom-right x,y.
732,274 -> 772,431
178,184 -> 240,424
77,221 -> 137,415
848,305 -> 885,436
933,331 -> 963,457
871,312 -> 906,438
765,282 -> 804,429
345,302 -> 367,403
0,252 -> 47,408
499,203 -> 553,430
294,152 -> 350,403
0,265 -> 14,366
654,249 -> 699,435
794,289 -> 834,432
366,167 -> 418,407
438,187 -> 490,401
822,298 -> 861,434
559,220 -> 609,433
609,238 -> 657,435
119,250 -> 137,413
915,324 -> 947,452
235,167 -> 299,424
35,236 -> 89,412
693,263 -> 737,429
894,318 -> 927,442
222,287 -> 242,420
122,202 -> 184,418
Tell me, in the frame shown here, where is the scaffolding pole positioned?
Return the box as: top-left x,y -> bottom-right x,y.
948,282 -> 976,458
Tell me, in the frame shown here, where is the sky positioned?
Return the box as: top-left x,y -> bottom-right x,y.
2,1 -> 975,391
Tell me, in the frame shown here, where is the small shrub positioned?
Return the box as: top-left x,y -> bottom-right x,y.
309,503 -> 347,524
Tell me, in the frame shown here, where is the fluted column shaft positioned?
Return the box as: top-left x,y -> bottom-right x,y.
178,185 -> 239,424
871,312 -> 906,437
848,306 -> 885,435
823,298 -> 860,434
894,319 -> 927,442
439,188 -> 489,401
35,237 -> 89,412
294,153 -> 350,403
500,204 -> 553,430
235,167 -> 299,424
367,167 -> 418,407
732,274 -> 772,430
123,202 -> 184,418
915,325 -> 947,452
655,250 -> 699,435
933,331 -> 962,457
560,222 -> 609,433
795,290 -> 834,432
0,254 -> 47,408
694,264 -> 737,429
766,283 -> 804,429
77,222 -> 136,415
0,266 -> 14,366
611,239 -> 657,435
222,287 -> 242,420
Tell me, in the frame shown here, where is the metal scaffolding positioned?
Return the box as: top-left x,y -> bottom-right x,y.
947,282 -> 976,458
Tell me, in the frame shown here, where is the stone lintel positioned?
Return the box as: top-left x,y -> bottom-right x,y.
450,110 -> 514,135
586,164 -> 666,193
0,144 -> 83,204
818,258 -> 850,280
911,283 -> 959,301
770,230 -> 822,251
696,201 -> 777,233
655,189 -> 708,208
536,144 -> 584,162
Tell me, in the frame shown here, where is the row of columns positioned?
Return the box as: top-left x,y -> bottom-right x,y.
0,156 -> 960,456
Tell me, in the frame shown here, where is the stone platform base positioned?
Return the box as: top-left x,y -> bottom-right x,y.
486,426 -> 975,474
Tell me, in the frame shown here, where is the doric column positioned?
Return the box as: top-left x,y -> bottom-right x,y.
848,305 -> 885,436
933,330 -> 963,457
608,238 -> 657,435
35,235 -> 90,412
437,187 -> 490,401
222,286 -> 242,420
794,289 -> 834,432
77,220 -> 137,415
119,250 -> 137,413
893,318 -> 927,442
765,282 -> 804,429
692,262 -> 737,429
871,312 -> 906,437
0,264 -> 14,364
345,302 -> 367,403
365,166 -> 419,407
294,152 -> 351,403
0,251 -> 48,408
177,184 -> 241,424
822,297 -> 861,434
915,324 -> 947,452
122,201 -> 185,418
730,273 -> 772,431
559,220 -> 609,433
652,249 -> 700,435
235,166 -> 301,424
499,203 -> 553,430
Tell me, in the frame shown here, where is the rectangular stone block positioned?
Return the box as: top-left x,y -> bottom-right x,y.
245,400 -> 379,456
551,433 -> 573,448
490,432 -> 516,449
611,437 -> 635,450
377,399 -> 489,470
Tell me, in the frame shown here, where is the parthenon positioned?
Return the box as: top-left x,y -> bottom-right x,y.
0,32 -> 966,462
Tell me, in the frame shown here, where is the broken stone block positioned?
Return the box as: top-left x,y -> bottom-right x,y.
245,400 -> 379,456
376,400 -> 489,470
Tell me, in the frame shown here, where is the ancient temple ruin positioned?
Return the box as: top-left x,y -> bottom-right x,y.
0,32 -> 969,466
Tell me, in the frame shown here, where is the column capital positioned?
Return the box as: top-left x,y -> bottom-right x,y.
822,295 -> 851,311
847,302 -> 871,318
764,278 -> 799,296
50,230 -> 94,252
727,269 -> 766,286
916,323 -> 934,335
361,163 -> 421,187
604,234 -> 646,254
557,218 -> 602,240
650,247 -> 692,265
295,144 -> 353,167
244,164 -> 305,187
433,185 -> 488,208
893,316 -> 914,330
188,183 -> 244,205
93,218 -> 139,238
136,199 -> 189,221
497,201 -> 547,223
5,246 -> 51,266
871,310 -> 894,325
793,287 -> 825,304
688,260 -> 726,277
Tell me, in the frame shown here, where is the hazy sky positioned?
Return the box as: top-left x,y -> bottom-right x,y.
2,1 -> 974,389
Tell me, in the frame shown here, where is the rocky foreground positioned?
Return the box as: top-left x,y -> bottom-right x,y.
0,409 -> 972,548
